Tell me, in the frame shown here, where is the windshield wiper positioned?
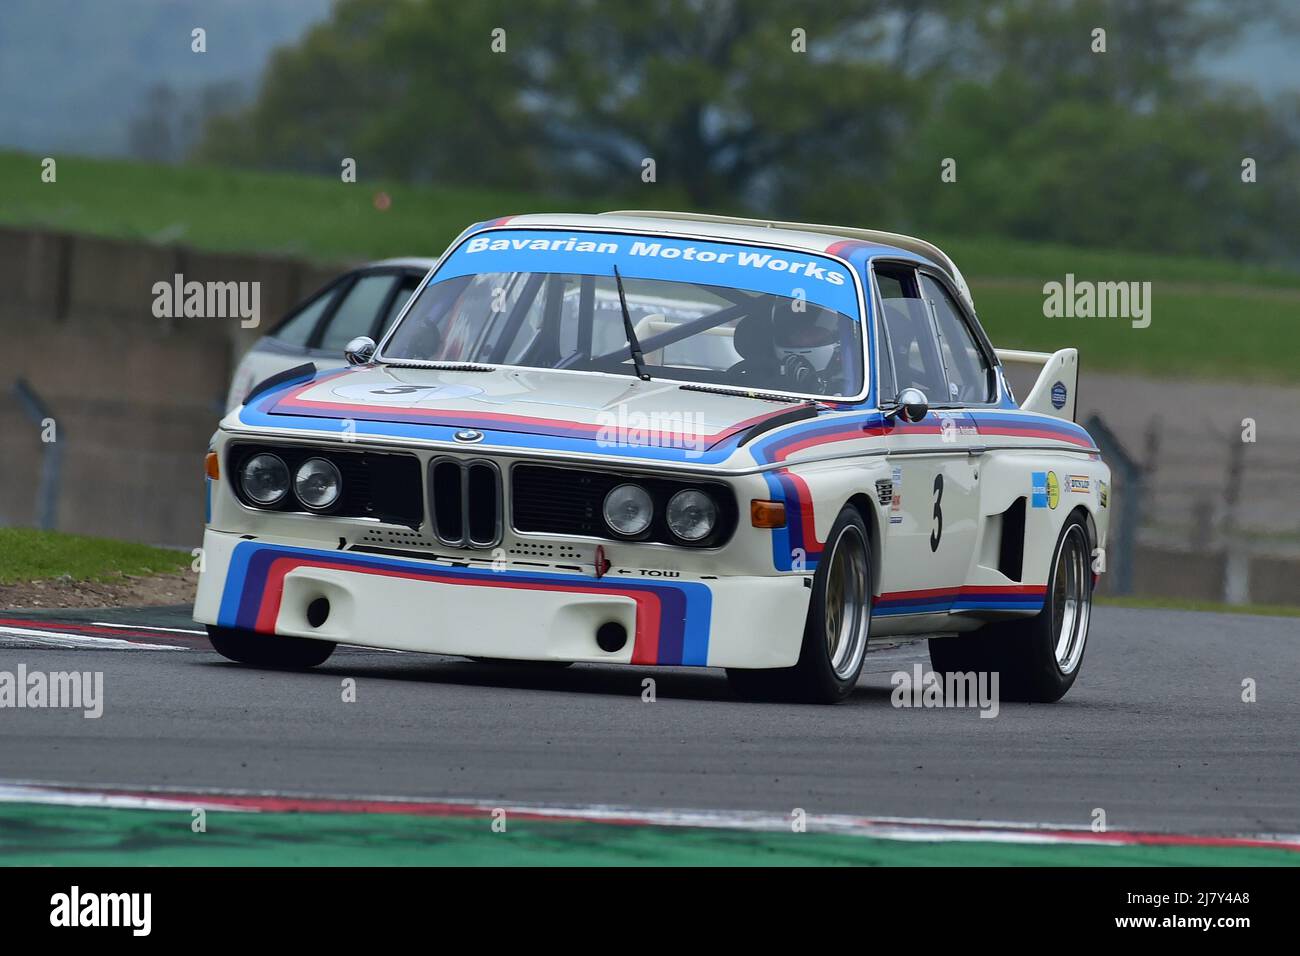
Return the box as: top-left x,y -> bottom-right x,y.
613,265 -> 650,381
678,383 -> 809,404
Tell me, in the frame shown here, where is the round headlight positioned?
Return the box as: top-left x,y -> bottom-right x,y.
603,483 -> 653,537
294,458 -> 343,511
240,453 -> 289,506
666,489 -> 717,542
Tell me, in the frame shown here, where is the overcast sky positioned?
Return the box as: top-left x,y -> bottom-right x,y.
0,2 -> 1295,160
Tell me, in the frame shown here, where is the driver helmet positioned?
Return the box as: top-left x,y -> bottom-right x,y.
772,299 -> 840,371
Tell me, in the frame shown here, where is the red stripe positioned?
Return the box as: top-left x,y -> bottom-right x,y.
877,584 -> 1047,602
780,469 -> 824,556
0,618 -> 202,641
272,380 -> 793,447
771,426 -> 863,463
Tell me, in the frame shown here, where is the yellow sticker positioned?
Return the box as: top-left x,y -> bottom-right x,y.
1046,471 -> 1060,510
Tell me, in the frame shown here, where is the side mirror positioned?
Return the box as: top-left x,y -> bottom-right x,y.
886,387 -> 929,424
344,336 -> 376,366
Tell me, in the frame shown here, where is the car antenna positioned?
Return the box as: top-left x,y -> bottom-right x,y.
613,264 -> 650,381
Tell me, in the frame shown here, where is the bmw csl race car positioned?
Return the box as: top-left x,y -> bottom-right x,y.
196,211 -> 1109,704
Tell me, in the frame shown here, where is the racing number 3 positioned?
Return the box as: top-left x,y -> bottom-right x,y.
929,473 -> 943,552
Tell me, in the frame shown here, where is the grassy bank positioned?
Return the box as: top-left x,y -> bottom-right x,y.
3,149 -> 1298,381
0,528 -> 190,585
1096,595 -> 1300,618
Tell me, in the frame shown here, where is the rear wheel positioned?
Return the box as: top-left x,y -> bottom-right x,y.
207,625 -> 336,669
727,506 -> 872,704
929,513 -> 1093,702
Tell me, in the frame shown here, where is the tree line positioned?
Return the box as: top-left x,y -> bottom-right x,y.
198,0 -> 1300,263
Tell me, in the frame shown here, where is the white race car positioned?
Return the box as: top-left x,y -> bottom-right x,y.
196,211 -> 1109,704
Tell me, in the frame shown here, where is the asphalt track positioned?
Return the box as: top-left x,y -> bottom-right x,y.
1,603 -> 1296,851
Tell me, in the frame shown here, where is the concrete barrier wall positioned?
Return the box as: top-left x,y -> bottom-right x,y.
1247,556 -> 1300,607
0,225 -> 352,546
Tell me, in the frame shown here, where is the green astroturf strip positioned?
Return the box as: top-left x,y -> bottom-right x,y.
0,804 -> 1296,867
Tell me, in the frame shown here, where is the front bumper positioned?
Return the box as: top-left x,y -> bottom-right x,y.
193,529 -> 810,668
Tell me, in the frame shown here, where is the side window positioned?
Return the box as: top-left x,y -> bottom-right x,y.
377,274 -> 423,340
317,274 -> 398,353
271,288 -> 336,347
920,275 -> 992,403
875,265 -> 948,403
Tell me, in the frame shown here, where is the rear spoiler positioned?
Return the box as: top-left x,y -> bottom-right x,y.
995,348 -> 1078,421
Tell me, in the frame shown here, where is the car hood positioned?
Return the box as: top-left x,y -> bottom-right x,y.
242,363 -> 814,456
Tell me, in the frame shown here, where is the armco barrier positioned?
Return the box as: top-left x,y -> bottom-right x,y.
0,224 -> 355,545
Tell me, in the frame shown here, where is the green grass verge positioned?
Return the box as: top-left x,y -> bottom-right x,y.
0,149 -> 603,262
3,149 -> 1299,379
1,803 -> 1296,867
973,282 -> 1299,383
0,528 -> 190,585
1097,595 -> 1300,618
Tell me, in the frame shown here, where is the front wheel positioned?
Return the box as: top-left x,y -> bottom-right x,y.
929,513 -> 1093,702
727,506 -> 872,704
207,625 -> 336,670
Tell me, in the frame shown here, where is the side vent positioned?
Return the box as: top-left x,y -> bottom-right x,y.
998,497 -> 1026,582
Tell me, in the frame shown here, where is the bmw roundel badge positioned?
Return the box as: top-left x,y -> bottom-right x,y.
454,428 -> 484,444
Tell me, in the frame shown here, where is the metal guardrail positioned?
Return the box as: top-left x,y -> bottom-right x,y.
10,378 -> 63,530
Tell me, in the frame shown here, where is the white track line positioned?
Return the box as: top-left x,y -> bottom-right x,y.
0,784 -> 251,813
0,626 -> 182,651
90,621 -> 206,635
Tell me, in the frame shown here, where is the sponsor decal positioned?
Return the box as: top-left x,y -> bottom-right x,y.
1031,471 -> 1061,510
890,466 -> 903,523
1031,471 -> 1048,508
1099,479 -> 1109,508
1068,474 -> 1090,494
1051,381 -> 1068,410
445,229 -> 860,316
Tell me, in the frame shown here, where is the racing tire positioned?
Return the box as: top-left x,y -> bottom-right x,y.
928,511 -> 1093,703
207,625 -> 336,669
727,506 -> 872,704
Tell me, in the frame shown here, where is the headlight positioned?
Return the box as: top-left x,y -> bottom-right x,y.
294,458 -> 343,511
603,483 -> 653,537
666,489 -> 717,542
240,453 -> 289,506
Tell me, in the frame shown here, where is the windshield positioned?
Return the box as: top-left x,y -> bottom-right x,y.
381,230 -> 865,398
